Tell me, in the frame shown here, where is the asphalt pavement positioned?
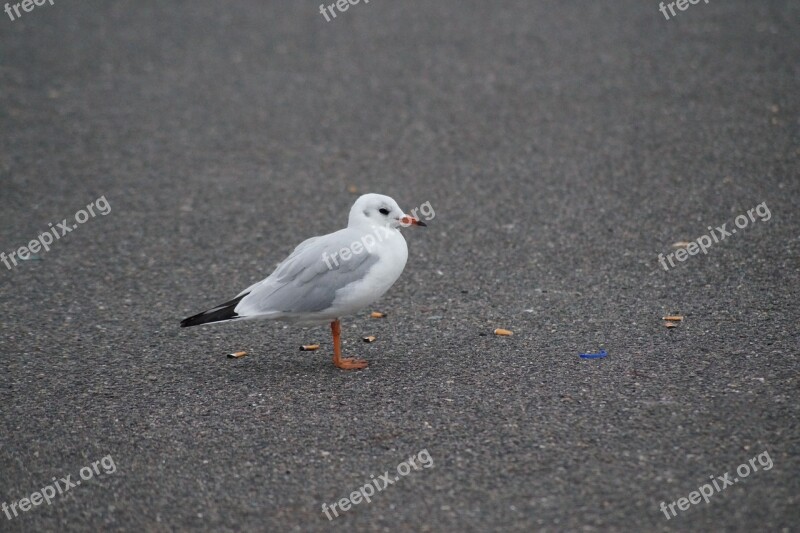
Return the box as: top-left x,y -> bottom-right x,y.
1,1 -> 798,531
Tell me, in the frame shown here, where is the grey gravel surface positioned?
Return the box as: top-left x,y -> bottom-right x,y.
1,1 -> 799,531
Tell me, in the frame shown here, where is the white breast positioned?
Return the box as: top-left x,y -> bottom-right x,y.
328,228 -> 408,317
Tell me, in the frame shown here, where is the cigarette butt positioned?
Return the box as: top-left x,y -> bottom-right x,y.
300,344 -> 320,351
662,315 -> 684,321
370,311 -> 387,318
494,328 -> 513,336
363,336 -> 376,343
664,322 -> 678,328
671,241 -> 691,249
227,351 -> 248,358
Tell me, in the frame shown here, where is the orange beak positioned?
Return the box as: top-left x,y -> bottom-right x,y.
400,215 -> 427,227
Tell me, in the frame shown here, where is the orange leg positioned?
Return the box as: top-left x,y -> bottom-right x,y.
330,319 -> 368,370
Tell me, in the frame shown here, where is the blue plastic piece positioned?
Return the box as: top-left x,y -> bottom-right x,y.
579,349 -> 607,359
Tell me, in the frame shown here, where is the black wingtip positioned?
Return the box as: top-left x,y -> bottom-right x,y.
179,316 -> 199,328
180,293 -> 249,328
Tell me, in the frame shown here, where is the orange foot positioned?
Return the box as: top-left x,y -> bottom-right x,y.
334,357 -> 369,370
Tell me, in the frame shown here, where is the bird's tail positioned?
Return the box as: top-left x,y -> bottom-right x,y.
180,293 -> 248,327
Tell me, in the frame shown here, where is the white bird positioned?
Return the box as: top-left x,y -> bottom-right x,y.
180,193 -> 426,369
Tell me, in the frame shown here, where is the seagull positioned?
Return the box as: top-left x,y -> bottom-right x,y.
180,193 -> 426,370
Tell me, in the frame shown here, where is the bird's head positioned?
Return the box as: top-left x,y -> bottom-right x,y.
348,193 -> 427,230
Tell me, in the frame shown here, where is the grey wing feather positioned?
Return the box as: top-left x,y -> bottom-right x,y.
234,232 -> 379,316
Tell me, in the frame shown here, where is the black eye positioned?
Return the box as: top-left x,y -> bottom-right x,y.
379,208 -> 390,216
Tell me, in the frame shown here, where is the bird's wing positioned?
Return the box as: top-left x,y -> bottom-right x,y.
234,229 -> 379,316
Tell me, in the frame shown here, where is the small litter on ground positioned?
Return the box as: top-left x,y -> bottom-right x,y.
580,349 -> 607,359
